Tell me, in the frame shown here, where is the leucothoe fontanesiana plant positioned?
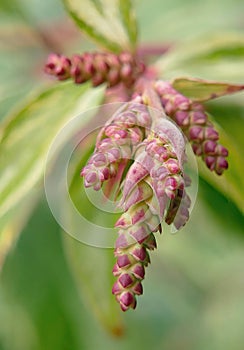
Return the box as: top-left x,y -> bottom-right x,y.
43,1 -> 244,311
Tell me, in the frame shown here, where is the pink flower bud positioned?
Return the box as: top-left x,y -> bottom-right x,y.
174,95 -> 190,110
216,145 -> 228,156
118,273 -> 134,288
45,53 -> 71,80
131,208 -> 147,225
189,126 -> 204,140
192,143 -> 203,156
164,100 -> 176,115
216,157 -> 228,174
129,225 -> 149,244
120,64 -> 133,79
90,153 -> 107,166
105,125 -> 128,139
112,264 -> 120,276
131,264 -> 145,280
191,111 -> 207,124
204,140 -> 217,154
165,176 -> 179,191
119,291 -> 136,310
164,159 -> 180,174
129,127 -> 143,144
117,255 -> 131,268
205,127 -> 219,140
205,156 -> 216,170
107,68 -> 120,86
84,171 -> 98,186
92,72 -> 105,86
131,281 -> 143,295
131,246 -> 149,263
174,111 -> 190,126
112,281 -> 121,294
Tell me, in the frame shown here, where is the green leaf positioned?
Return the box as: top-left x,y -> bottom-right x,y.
0,191 -> 39,272
118,0 -> 137,47
136,0 -> 243,43
0,82 -> 105,220
63,0 -> 137,52
0,20 -> 45,120
155,33 -> 244,82
171,77 -> 244,102
0,0 -> 23,16
63,235 -> 124,335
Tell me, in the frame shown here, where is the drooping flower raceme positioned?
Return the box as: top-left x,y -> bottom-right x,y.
81,99 -> 191,311
44,48 -> 234,312
45,51 -> 145,87
112,118 -> 190,311
155,81 -> 228,175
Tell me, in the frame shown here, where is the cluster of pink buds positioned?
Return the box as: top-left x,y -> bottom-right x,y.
112,118 -> 190,310
45,52 -> 145,87
155,81 -> 228,175
81,98 -> 152,191
44,48 -> 234,311
81,93 -> 191,310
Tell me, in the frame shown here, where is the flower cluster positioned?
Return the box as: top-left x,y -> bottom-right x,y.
81,98 -> 152,191
81,97 -> 190,310
44,49 -> 234,312
155,81 -> 228,175
45,52 -> 145,87
112,119 -> 189,310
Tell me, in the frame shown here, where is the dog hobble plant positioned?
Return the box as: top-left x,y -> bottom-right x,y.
44,0 -> 244,312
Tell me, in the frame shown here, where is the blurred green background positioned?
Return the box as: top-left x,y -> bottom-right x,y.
0,1 -> 244,349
